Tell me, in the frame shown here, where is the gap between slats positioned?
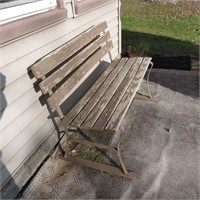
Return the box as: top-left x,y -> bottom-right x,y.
80,58 -> 137,128
47,41 -> 113,112
61,58 -> 122,127
39,32 -> 111,94
69,58 -> 129,127
106,57 -> 152,131
31,21 -> 107,79
93,57 -> 144,130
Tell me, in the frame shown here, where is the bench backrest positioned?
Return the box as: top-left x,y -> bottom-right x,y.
31,22 -> 113,118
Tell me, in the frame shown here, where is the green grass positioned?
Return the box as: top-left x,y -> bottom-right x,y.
121,0 -> 199,58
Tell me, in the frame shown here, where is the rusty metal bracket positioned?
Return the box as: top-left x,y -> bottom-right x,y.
63,156 -> 137,179
116,128 -> 128,175
135,62 -> 158,102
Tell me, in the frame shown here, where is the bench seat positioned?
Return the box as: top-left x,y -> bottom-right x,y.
62,57 -> 152,132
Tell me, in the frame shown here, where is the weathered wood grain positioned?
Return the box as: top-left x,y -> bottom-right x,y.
61,58 -> 121,127
70,58 -> 128,127
106,57 -> 152,131
31,22 -> 107,79
93,57 -> 143,130
81,58 -> 136,128
47,41 -> 113,111
39,32 -> 111,94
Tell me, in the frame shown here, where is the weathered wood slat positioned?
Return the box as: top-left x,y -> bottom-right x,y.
70,58 -> 128,127
31,22 -> 107,79
47,41 -> 113,111
81,58 -> 136,128
39,32 -> 111,94
61,59 -> 121,128
106,57 -> 152,131
93,57 -> 143,130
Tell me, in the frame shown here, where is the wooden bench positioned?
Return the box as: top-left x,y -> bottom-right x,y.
31,22 -> 153,179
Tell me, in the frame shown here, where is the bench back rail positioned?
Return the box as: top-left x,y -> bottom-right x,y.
31,22 -> 113,119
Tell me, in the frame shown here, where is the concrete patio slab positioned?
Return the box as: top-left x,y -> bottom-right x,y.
21,69 -> 199,199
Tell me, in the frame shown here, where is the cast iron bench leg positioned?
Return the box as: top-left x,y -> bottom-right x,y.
63,128 -> 136,179
135,62 -> 158,102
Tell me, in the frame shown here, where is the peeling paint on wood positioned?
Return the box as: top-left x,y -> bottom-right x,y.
70,58 -> 128,127
39,32 -> 111,94
47,41 -> 113,112
31,22 -> 107,79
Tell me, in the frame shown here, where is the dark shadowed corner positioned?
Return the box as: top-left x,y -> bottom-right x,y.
0,73 -> 20,199
0,73 -> 7,119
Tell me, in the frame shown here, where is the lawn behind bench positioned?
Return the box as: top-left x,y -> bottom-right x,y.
121,0 -> 199,59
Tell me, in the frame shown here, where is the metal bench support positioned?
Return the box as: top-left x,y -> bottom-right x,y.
64,128 -> 137,179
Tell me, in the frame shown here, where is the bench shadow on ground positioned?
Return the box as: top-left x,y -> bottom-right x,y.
122,29 -> 199,99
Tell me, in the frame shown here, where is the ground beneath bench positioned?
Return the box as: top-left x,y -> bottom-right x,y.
21,69 -> 200,199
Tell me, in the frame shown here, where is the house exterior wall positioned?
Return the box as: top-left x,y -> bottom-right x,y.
0,0 -> 121,195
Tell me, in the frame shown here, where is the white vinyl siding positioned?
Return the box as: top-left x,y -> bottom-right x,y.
0,0 -> 121,195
